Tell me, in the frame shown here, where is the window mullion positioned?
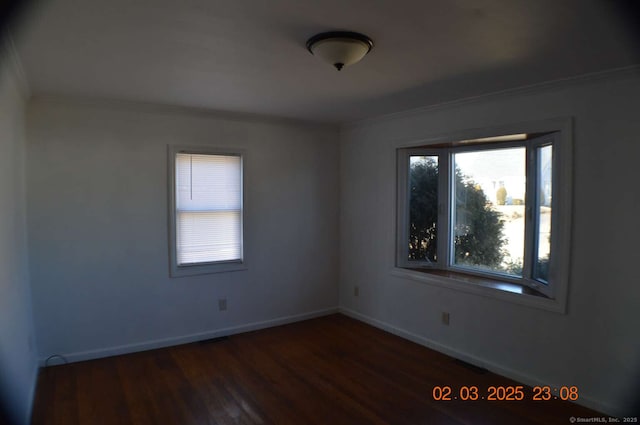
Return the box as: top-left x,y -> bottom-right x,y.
438,150 -> 451,269
522,143 -> 536,280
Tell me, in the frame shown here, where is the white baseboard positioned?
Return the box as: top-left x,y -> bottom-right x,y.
40,308 -> 338,366
338,307 -> 621,417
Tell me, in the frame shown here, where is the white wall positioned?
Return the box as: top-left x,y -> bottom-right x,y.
339,70 -> 640,416
0,42 -> 38,425
27,98 -> 339,362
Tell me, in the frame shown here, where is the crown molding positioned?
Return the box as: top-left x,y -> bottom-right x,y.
29,92 -> 340,131
343,65 -> 640,130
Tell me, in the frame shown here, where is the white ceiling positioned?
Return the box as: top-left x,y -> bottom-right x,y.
13,0 -> 640,123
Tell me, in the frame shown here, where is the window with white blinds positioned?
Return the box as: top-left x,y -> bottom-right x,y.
169,148 -> 244,276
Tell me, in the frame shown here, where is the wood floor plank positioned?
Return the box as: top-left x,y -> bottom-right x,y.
75,357 -> 132,425
31,314 -> 604,425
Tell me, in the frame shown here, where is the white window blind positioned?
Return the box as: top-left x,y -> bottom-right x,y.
175,153 -> 242,265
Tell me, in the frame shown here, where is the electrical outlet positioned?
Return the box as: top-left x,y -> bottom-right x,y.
354,286 -> 359,297
442,312 -> 450,326
218,298 -> 227,311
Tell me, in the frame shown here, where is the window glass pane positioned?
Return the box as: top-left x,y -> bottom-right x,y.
409,155 -> 438,263
453,147 -> 526,276
175,153 -> 242,265
177,211 -> 241,264
176,154 -> 241,211
534,145 -> 552,282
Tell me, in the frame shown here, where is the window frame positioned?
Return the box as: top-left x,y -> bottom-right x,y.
394,118 -> 572,312
168,145 -> 247,277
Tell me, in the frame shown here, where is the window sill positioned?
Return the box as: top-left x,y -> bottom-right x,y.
390,267 -> 567,314
170,261 -> 247,278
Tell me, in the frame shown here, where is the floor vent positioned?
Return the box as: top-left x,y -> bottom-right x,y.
198,336 -> 229,345
454,359 -> 488,374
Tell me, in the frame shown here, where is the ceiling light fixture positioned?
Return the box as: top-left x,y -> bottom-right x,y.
306,31 -> 373,71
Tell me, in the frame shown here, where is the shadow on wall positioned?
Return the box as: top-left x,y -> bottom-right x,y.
607,0 -> 640,56
628,370 -> 640,415
0,401 -> 14,425
1,0 -> 36,36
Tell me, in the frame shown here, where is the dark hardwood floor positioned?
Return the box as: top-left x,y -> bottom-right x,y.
32,314 -> 602,424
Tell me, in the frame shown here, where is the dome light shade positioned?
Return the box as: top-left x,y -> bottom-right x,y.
306,31 -> 373,71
